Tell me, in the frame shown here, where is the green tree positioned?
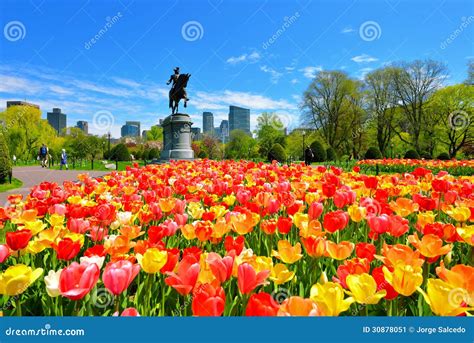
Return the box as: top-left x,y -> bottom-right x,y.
255,113 -> 286,159
428,84 -> 474,158
109,143 -> 130,161
0,132 -> 11,183
268,143 -> 287,162
225,129 -> 257,159
146,125 -> 163,141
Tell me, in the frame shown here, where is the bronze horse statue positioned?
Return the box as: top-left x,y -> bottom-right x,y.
169,73 -> 191,114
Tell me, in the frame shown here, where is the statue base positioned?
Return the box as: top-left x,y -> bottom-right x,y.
159,113 -> 195,162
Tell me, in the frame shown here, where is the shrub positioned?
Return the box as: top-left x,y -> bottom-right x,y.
326,147 -> 337,161
109,143 -> 130,161
404,149 -> 420,159
420,151 -> 432,159
365,147 -> 382,159
437,152 -> 450,160
268,143 -> 287,163
148,148 -> 160,159
198,150 -> 208,159
310,141 -> 326,162
0,133 -> 11,183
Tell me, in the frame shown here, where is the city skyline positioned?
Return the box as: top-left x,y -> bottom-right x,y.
1,0 -> 472,138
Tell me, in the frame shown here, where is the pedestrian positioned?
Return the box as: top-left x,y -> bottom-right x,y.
304,146 -> 314,166
60,149 -> 69,170
39,143 -> 48,168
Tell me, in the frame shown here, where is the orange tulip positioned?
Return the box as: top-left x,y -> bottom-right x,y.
390,197 -> 419,217
408,233 -> 452,258
301,236 -> 327,258
277,296 -> 321,316
376,243 -> 424,268
325,240 -> 354,260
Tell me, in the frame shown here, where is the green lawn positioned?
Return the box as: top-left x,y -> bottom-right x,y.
0,178 -> 23,193
49,160 -> 146,171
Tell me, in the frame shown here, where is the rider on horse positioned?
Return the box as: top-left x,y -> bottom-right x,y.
167,67 -> 189,102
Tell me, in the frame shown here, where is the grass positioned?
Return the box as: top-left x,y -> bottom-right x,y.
0,178 -> 23,193
49,160 -> 146,172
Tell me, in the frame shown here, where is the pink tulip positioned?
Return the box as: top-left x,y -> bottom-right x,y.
102,260 -> 140,296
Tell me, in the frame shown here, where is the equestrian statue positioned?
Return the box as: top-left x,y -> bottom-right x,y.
167,67 -> 191,114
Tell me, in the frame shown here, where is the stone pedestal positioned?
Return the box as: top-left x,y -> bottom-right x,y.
160,113 -> 194,161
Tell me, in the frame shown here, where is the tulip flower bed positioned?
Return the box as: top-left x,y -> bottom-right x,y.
356,159 -> 474,176
0,160 -> 472,317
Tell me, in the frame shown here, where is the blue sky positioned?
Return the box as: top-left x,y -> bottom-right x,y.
0,0 -> 473,138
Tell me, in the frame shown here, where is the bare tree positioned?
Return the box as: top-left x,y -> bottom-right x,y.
302,71 -> 362,150
391,60 -> 447,153
364,67 -> 398,156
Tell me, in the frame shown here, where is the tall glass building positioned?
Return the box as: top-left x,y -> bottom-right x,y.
47,108 -> 67,135
203,112 -> 214,134
229,106 -> 250,135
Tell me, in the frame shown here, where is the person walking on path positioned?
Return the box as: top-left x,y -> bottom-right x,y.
39,144 -> 49,168
60,149 -> 69,170
304,146 -> 314,166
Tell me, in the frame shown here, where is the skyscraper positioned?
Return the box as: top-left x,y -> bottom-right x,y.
126,121 -> 141,134
121,124 -> 139,137
229,106 -> 250,135
76,120 -> 89,134
47,108 -> 67,134
203,112 -> 214,134
219,120 -> 229,143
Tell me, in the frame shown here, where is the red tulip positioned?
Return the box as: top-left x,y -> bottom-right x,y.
192,283 -> 226,316
372,266 -> 398,300
237,263 -> 269,294
224,236 -> 245,255
0,244 -> 10,263
6,229 -> 32,251
59,262 -> 100,300
308,202 -> 323,220
388,215 -> 409,237
355,242 -> 376,262
165,255 -> 200,295
277,217 -> 292,235
323,210 -> 349,233
84,244 -> 107,257
322,183 -> 336,198
367,214 -> 390,235
207,252 -> 233,283
160,248 -> 180,273
118,307 -> 140,316
364,176 -> 378,190
53,238 -> 81,260
246,292 -> 279,316
102,260 -> 140,295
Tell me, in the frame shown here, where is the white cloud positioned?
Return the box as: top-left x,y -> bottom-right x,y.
260,65 -> 283,83
351,54 -> 378,63
290,78 -> 299,84
341,27 -> 354,34
357,67 -> 374,79
299,66 -> 323,79
226,51 -> 261,65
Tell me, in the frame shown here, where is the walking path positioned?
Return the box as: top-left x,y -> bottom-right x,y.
0,166 -> 107,205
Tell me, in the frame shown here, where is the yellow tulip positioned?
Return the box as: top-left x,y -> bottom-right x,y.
0,265 -> 43,296
223,195 -> 236,206
418,279 -> 474,316
383,264 -> 423,296
293,213 -> 309,230
23,220 -> 47,236
456,225 -> 474,246
48,214 -> 65,227
310,282 -> 354,316
270,264 -> 295,285
446,206 -> 471,222
272,240 -> 303,264
137,248 -> 168,274
417,212 -> 436,229
347,205 -> 366,222
210,205 -> 227,218
181,223 -> 196,240
187,202 -> 204,219
346,273 -> 386,304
